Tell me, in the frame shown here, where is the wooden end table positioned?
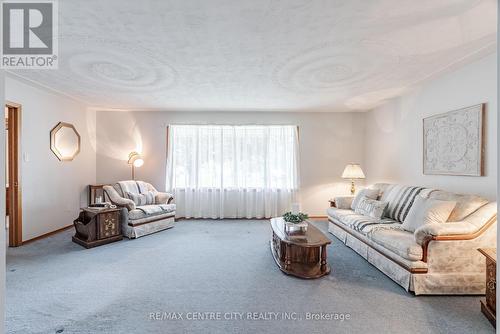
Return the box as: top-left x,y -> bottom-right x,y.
270,217 -> 331,279
479,248 -> 496,328
73,207 -> 122,248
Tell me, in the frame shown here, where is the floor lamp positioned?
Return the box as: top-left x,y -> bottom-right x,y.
128,151 -> 144,180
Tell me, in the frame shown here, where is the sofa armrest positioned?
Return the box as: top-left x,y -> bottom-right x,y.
333,196 -> 354,209
415,202 -> 497,245
414,222 -> 477,245
103,185 -> 136,211
155,192 -> 174,204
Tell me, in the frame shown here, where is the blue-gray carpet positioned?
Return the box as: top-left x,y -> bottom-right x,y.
6,220 -> 494,334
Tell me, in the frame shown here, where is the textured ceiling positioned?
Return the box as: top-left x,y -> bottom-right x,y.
9,0 -> 498,112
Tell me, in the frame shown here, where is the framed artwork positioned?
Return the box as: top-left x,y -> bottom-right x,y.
423,103 -> 485,176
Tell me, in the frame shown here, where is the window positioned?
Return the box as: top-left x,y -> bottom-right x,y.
166,124 -> 299,218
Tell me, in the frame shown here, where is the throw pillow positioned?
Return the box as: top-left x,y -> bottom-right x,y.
334,196 -> 354,210
401,196 -> 456,233
127,192 -> 147,206
380,185 -> 427,222
351,188 -> 379,210
127,191 -> 156,206
354,196 -> 388,219
144,191 -> 156,205
426,191 -> 488,221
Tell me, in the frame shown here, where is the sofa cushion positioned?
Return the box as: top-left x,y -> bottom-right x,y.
127,191 -> 156,206
369,228 -> 423,261
327,207 -> 357,221
380,185 -> 427,222
371,183 -> 392,196
136,181 -> 151,194
327,208 -> 399,236
129,204 -> 176,220
427,190 -> 488,221
401,196 -> 456,232
354,197 -> 388,219
129,210 -> 146,221
118,180 -> 141,196
351,188 -> 379,210
333,196 -> 355,209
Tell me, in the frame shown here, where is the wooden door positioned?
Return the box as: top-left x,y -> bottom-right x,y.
6,102 -> 22,247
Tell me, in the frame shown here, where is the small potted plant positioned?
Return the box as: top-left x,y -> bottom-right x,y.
283,211 -> 309,235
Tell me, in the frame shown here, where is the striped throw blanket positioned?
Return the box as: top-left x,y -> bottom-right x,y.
329,209 -> 399,235
381,185 -> 426,222
350,217 -> 400,235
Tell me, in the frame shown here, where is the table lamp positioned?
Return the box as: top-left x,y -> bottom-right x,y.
342,163 -> 365,195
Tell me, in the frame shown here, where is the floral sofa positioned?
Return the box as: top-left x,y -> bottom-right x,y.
104,180 -> 176,239
327,183 -> 497,295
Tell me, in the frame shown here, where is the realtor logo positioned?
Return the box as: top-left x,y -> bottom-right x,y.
1,0 -> 58,69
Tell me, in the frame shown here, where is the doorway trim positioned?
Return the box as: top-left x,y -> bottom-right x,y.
6,101 -> 22,247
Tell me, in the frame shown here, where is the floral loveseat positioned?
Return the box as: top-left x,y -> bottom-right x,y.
327,183 -> 497,295
104,180 -> 176,239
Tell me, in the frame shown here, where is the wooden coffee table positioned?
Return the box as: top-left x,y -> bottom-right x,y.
270,217 -> 331,279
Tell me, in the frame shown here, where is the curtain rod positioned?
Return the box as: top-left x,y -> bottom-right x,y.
166,124 -> 298,126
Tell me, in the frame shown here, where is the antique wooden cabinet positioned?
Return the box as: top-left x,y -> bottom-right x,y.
72,207 -> 122,248
479,248 -> 496,328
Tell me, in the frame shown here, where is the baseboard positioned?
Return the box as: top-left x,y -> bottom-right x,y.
176,216 -> 328,221
176,217 -> 269,221
22,224 -> 73,245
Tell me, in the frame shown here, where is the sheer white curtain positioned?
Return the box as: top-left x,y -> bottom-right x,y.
166,125 -> 299,219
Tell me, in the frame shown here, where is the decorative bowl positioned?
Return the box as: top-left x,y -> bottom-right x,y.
284,221 -> 308,235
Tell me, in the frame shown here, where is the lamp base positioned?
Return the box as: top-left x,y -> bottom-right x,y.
350,180 -> 355,195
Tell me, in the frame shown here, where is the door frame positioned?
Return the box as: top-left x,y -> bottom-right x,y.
6,101 -> 22,247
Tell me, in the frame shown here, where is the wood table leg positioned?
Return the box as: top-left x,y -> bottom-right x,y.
320,245 -> 327,272
285,244 -> 291,270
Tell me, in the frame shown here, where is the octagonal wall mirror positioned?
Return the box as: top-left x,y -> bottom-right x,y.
50,122 -> 81,161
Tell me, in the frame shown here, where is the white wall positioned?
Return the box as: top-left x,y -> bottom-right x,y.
364,53 -> 497,200
5,76 -> 97,241
96,111 -> 366,216
6,52 -> 495,227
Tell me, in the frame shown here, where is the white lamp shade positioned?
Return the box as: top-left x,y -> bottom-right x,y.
128,151 -> 144,168
133,158 -> 144,167
342,164 -> 365,179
